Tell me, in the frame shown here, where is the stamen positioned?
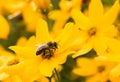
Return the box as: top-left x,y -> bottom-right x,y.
106,79 -> 111,82
98,65 -> 105,73
7,59 -> 19,66
106,48 -> 111,53
88,27 -> 97,36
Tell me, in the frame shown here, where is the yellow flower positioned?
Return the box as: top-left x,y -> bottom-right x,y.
49,0 -> 82,38
3,60 -> 46,82
0,15 -> 10,39
22,1 -> 43,32
3,57 -> 49,82
9,18 -> 75,77
2,36 -> 50,82
71,0 -> 119,58
6,1 -> 44,32
73,57 -> 118,82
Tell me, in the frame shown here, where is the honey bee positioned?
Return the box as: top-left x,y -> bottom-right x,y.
36,41 -> 58,59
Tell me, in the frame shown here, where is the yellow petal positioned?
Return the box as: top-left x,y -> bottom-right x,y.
58,24 -> 89,53
16,37 -> 27,46
56,22 -> 74,47
110,64 -> 120,78
106,55 -> 120,62
0,73 -> 9,81
9,46 -> 37,58
3,62 -> 24,77
20,60 -> 42,81
39,58 -> 58,76
49,10 -> 69,37
51,15 -> 69,38
107,39 -> 120,53
33,0 -> 51,9
110,77 -> 120,82
71,9 -> 91,30
0,57 -> 8,71
4,75 -> 22,82
0,15 -> 9,39
36,18 -> 52,44
2,0 -> 25,13
66,30 -> 89,51
88,0 -> 103,24
102,25 -> 118,38
97,38 -> 120,57
55,50 -> 75,64
39,50 -> 74,77
93,36 -> 108,54
73,58 -> 97,76
101,0 -> 119,26
48,10 -> 63,20
22,2 -> 42,32
72,38 -> 93,58
86,74 -> 104,82
72,0 -> 82,10
26,36 -> 36,46
12,75 -> 22,82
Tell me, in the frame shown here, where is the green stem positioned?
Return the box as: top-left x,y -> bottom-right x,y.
54,68 -> 60,82
47,77 -> 51,82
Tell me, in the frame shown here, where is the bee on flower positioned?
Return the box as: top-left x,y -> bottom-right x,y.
8,18 -> 77,78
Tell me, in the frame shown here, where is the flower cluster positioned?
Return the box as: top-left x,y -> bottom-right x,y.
0,0 -> 120,82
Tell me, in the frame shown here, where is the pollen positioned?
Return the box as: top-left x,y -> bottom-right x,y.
88,27 -> 97,36
98,65 -> 105,73
7,59 -> 19,66
106,79 -> 111,82
105,47 -> 111,53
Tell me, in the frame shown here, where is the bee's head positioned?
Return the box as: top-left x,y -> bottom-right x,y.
53,42 -> 58,48
47,41 -> 58,49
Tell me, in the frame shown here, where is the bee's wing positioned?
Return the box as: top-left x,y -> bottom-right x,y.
35,44 -> 42,47
35,44 -> 43,55
35,42 -> 48,47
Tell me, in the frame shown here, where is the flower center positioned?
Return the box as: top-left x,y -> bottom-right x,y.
106,47 -> 111,53
106,79 -> 111,82
7,59 -> 19,66
98,65 -> 105,73
36,41 -> 58,59
88,27 -> 97,36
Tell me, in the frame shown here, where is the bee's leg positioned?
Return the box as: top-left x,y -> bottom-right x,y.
45,48 -> 54,59
50,50 -> 54,56
43,48 -> 51,59
42,49 -> 46,58
47,49 -> 52,59
51,47 -> 56,52
48,49 -> 54,59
